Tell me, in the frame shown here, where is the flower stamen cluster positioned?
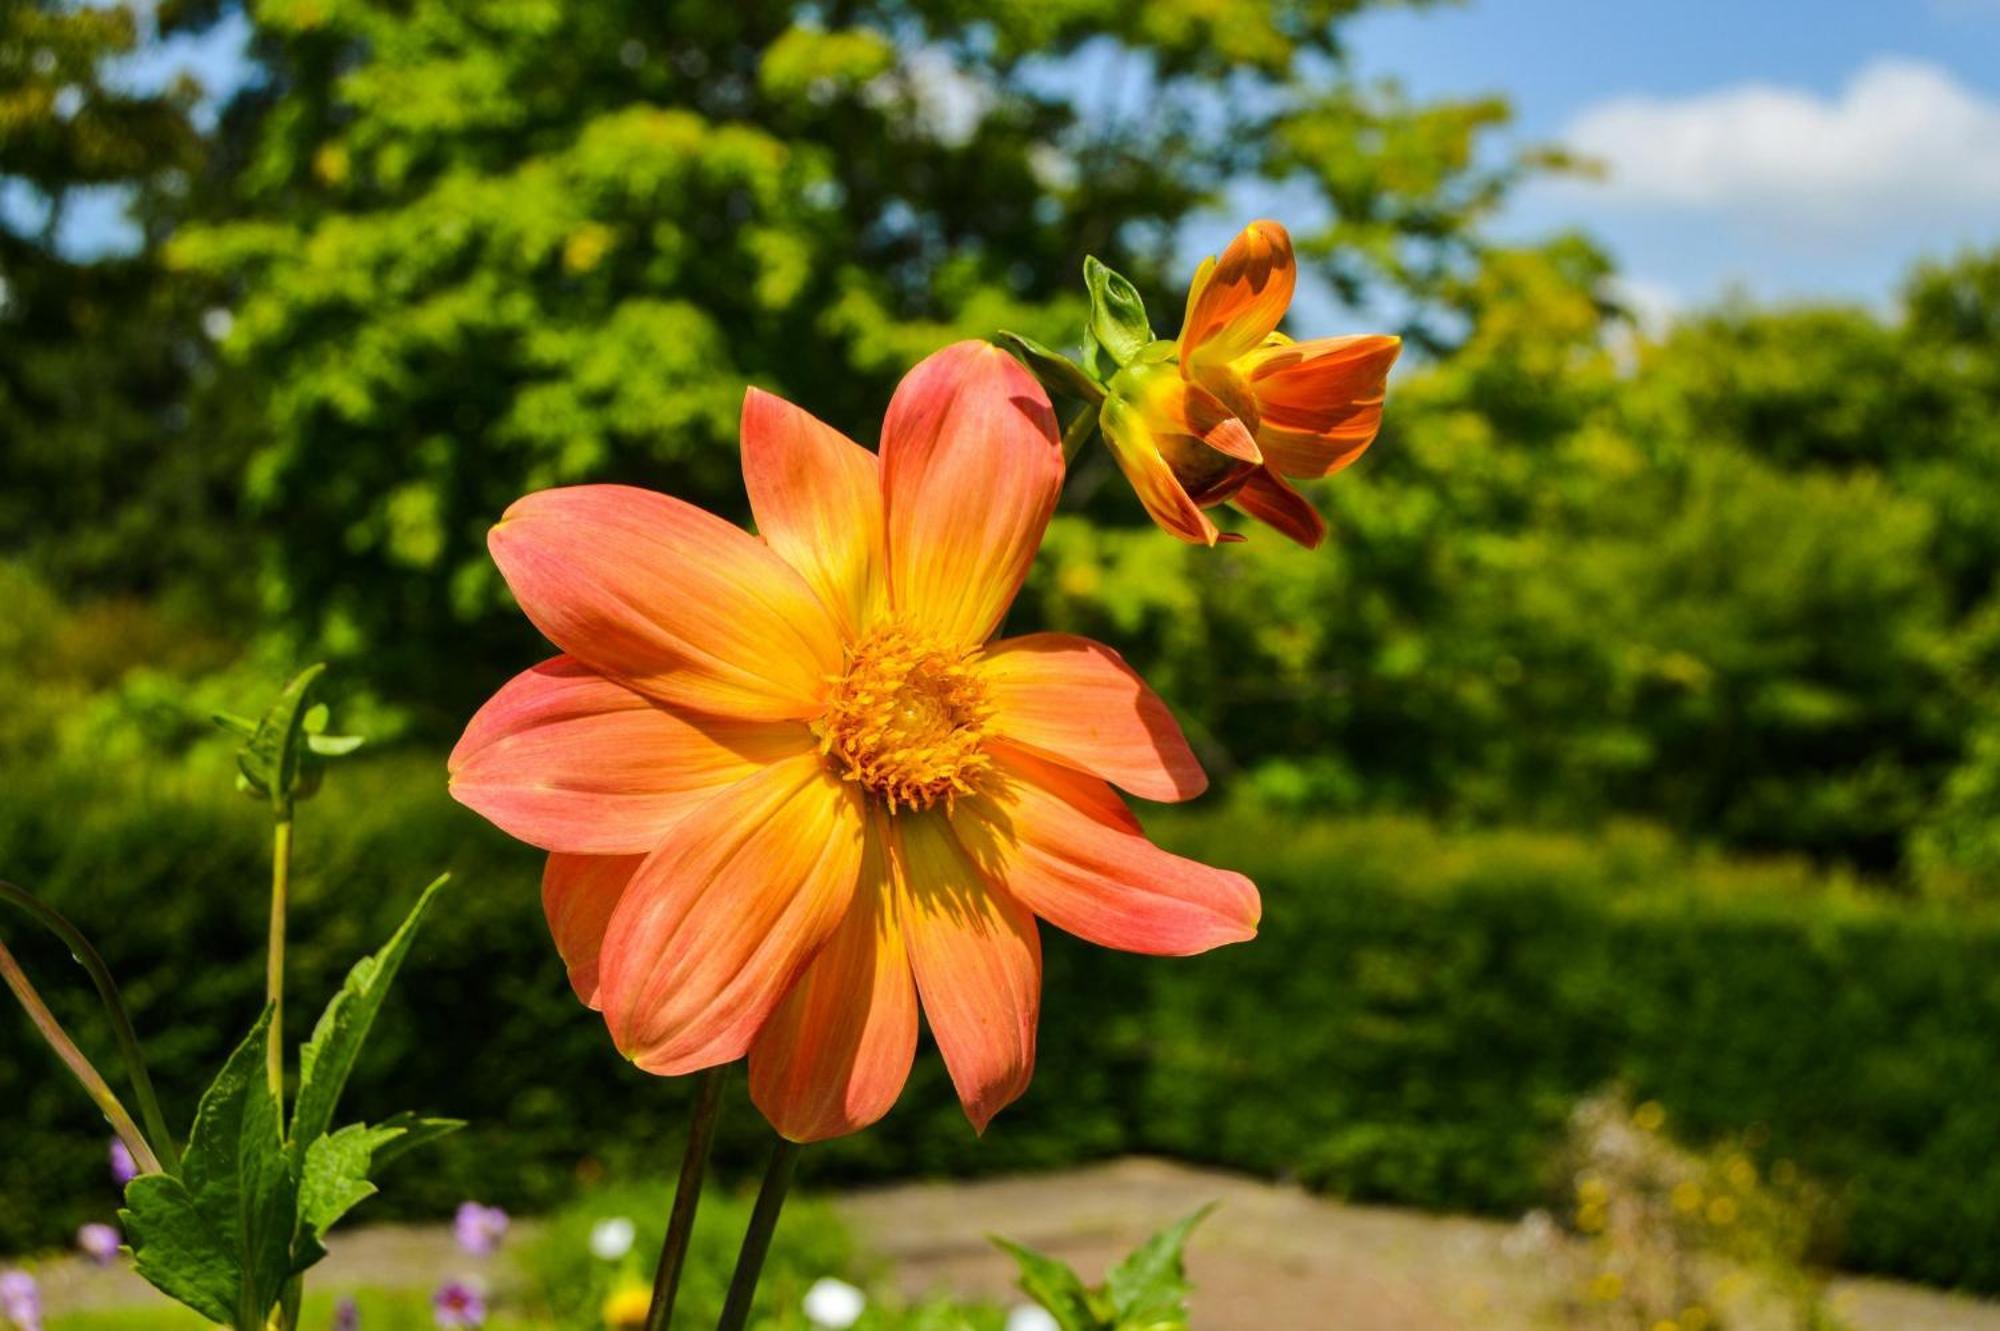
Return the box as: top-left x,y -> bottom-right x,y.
815,621 -> 992,811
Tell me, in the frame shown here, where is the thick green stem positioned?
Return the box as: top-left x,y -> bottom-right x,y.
1,936 -> 162,1175
715,1138 -> 802,1331
0,878 -> 178,1172
266,816 -> 292,1102
644,1065 -> 728,1331
1062,401 -> 1102,462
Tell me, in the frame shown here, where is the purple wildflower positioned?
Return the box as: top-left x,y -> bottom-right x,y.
332,1295 -> 361,1330
76,1223 -> 121,1266
108,1139 -> 137,1188
452,1202 -> 509,1257
0,1270 -> 41,1331
432,1280 -> 487,1328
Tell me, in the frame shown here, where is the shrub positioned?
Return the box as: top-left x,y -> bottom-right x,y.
7,653 -> 2000,1288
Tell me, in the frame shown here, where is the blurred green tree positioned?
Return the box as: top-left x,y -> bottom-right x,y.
0,0 -> 244,597
167,0 -> 1539,715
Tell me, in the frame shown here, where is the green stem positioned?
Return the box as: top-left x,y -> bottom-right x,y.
267,816 -> 292,1102
644,1065 -> 728,1331
715,1137 -> 802,1331
1061,401 -> 1102,462
0,936 -> 162,1175
0,878 -> 178,1172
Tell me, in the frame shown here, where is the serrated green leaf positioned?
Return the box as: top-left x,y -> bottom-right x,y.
1084,256 -> 1153,367
996,330 -> 1105,404
1105,1204 -> 1213,1328
993,1236 -> 1102,1331
119,1174 -> 237,1325
210,712 -> 257,741
291,875 -> 451,1154
292,1113 -> 462,1272
124,1008 -> 297,1330
235,663 -> 326,815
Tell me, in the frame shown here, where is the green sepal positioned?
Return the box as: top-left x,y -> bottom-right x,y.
1083,256 -> 1154,368
217,664 -> 365,816
995,330 -> 1105,405
992,1236 -> 1103,1331
291,874 -> 452,1154
121,1008 -> 296,1330
1105,1205 -> 1213,1328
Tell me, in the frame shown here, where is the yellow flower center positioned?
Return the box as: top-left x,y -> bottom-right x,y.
815,621 -> 991,811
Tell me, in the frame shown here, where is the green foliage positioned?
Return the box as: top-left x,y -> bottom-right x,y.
155,0 -> 1523,713
114,880 -> 458,1327
996,1207 -> 1211,1331
0,2 -> 249,598
9,615 -> 2000,1291
121,1011 -> 296,1328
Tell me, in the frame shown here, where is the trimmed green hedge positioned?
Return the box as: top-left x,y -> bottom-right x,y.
5,741 -> 2000,1290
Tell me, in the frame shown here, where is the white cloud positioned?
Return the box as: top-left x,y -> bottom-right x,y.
1605,275 -> 1682,335
1555,59 -> 2000,232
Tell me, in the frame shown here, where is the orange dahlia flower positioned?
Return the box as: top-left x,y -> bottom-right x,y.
449,342 -> 1259,1141
1101,219 -> 1401,548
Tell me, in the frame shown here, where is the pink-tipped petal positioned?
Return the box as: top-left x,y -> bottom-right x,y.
882,341 -> 1063,646
958,745 -> 1261,957
488,485 -> 844,721
749,822 -> 918,1143
449,656 -> 813,853
1180,220 -> 1296,369
1233,468 -> 1328,549
597,753 -> 867,1075
896,811 -> 1040,1133
542,853 -> 645,1008
981,633 -> 1207,802
741,388 -> 885,637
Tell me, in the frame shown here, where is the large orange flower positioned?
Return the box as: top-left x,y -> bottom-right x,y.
449,342 -> 1259,1141
1101,220 -> 1402,548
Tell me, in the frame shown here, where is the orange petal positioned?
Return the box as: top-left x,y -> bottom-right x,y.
1151,374 -> 1262,466
542,852 -> 645,1008
749,821 -> 918,1142
597,753 -> 867,1075
489,485 -> 844,721
449,656 -> 812,853
1233,467 -> 1327,550
1180,220 -> 1296,370
881,341 -> 1063,646
741,388 -> 885,638
981,633 -> 1206,803
897,811 -> 1040,1133
1242,334 -> 1400,478
1099,394 -> 1222,546
957,745 -> 1260,957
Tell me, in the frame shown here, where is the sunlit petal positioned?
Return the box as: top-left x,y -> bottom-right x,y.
981,633 -> 1206,802
488,485 -> 843,720
449,655 -> 812,853
597,753 -> 867,1074
882,341 -> 1063,645
897,811 -> 1040,1133
957,745 -> 1260,957
741,388 -> 885,637
750,820 -> 918,1142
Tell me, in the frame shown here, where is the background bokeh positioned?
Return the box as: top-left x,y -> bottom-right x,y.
4,0 -> 1998,1297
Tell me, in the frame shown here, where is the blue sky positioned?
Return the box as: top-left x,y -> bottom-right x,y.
1343,0 -> 2000,319
49,1 -> 2000,323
